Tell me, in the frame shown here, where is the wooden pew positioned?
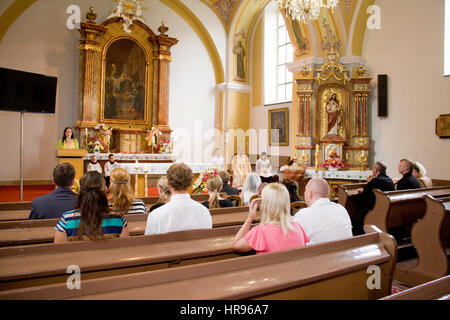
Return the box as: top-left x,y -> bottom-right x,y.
0,206 -> 257,247
394,195 -> 450,286
0,202 -> 32,221
381,276 -> 450,300
364,186 -> 450,234
0,225 -> 397,300
0,193 -> 230,222
337,183 -> 367,218
0,225 -> 250,292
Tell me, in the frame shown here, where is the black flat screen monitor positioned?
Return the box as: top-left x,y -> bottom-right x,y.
0,67 -> 57,114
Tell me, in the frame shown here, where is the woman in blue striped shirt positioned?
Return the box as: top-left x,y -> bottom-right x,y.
54,171 -> 129,242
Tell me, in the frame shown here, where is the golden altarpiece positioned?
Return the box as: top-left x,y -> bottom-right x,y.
294,34 -> 372,172
73,8 -> 178,154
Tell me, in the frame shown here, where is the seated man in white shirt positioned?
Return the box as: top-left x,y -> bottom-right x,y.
145,162 -> 212,235
293,177 -> 352,245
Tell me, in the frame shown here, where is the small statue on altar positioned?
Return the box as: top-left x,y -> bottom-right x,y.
326,93 -> 342,136
145,126 -> 162,152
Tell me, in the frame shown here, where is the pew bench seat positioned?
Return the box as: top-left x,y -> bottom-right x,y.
0,225 -> 397,300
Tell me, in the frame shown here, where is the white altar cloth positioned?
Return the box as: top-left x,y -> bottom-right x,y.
119,162 -> 214,175
84,153 -> 176,161
304,169 -> 372,180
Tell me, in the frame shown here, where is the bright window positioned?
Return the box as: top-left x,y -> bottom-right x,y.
264,1 -> 293,104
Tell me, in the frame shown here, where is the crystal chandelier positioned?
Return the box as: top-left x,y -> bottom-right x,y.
275,0 -> 339,24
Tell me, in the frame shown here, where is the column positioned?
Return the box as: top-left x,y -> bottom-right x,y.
362,94 -> 368,135
355,94 -> 360,136
305,94 -> 311,136
299,94 -> 304,135
78,22 -> 106,123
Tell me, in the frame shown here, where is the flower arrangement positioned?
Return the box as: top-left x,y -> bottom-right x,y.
87,136 -> 107,153
154,139 -> 172,154
191,168 -> 219,194
322,153 -> 347,170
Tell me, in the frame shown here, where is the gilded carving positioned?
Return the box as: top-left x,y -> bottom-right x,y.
355,137 -> 368,146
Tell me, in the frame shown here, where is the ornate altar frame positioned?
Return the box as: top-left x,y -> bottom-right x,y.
294,29 -> 371,170
73,8 -> 178,153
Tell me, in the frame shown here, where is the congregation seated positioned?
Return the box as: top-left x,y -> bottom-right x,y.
350,161 -> 395,236
54,171 -> 129,243
412,161 -> 433,188
201,175 -> 234,209
108,168 -> 146,214
395,158 -> 421,190
218,170 -> 239,196
144,163 -> 212,235
29,162 -> 77,220
241,173 -> 261,206
232,183 -> 309,254
148,176 -> 171,213
293,177 -> 352,245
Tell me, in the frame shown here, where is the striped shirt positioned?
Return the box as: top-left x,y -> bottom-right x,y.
55,209 -> 128,241
109,199 -> 146,215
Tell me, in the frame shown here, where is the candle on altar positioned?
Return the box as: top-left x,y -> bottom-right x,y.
362,151 -> 365,157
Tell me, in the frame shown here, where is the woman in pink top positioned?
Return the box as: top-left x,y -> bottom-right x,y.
232,183 -> 309,254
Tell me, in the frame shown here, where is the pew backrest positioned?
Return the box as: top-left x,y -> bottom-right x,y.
337,183 -> 367,218
0,206 -> 255,247
364,186 -> 450,232
0,225 -> 246,292
381,276 -> 450,300
0,225 -> 397,300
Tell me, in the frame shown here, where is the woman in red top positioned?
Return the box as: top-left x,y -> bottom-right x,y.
232,183 -> 308,254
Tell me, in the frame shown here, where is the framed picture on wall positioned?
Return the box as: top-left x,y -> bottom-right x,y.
436,114 -> 450,138
269,107 -> 289,146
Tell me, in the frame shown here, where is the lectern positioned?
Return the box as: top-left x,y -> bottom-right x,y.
56,149 -> 87,181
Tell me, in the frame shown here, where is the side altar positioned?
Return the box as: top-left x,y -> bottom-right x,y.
292,24 -> 373,199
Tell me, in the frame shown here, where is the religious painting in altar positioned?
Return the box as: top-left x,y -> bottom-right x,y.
269,107 -> 289,146
102,38 -> 148,123
318,86 -> 349,141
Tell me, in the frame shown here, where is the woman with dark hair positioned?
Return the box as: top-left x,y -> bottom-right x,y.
57,127 -> 79,149
285,182 -> 301,203
54,171 -> 128,242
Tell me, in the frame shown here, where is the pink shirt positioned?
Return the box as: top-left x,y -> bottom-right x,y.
244,222 -> 309,254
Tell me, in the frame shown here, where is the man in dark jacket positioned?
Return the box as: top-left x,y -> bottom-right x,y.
351,161 -> 395,235
29,162 -> 77,219
396,159 -> 421,190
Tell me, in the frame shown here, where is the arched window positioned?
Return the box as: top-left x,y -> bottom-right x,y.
264,1 -> 293,104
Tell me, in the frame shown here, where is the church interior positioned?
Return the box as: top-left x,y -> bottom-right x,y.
0,0 -> 449,302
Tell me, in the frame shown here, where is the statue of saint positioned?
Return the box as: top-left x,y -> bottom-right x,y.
233,39 -> 246,80
326,93 -> 341,136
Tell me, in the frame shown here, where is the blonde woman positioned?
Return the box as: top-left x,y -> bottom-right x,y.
108,168 -> 146,215
232,183 -> 309,254
412,161 -> 433,188
149,176 -> 172,213
202,175 -> 234,209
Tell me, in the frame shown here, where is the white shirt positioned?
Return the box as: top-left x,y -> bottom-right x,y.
293,198 -> 353,245
104,161 -> 121,177
87,162 -> 103,174
255,159 -> 272,177
145,193 -> 212,235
